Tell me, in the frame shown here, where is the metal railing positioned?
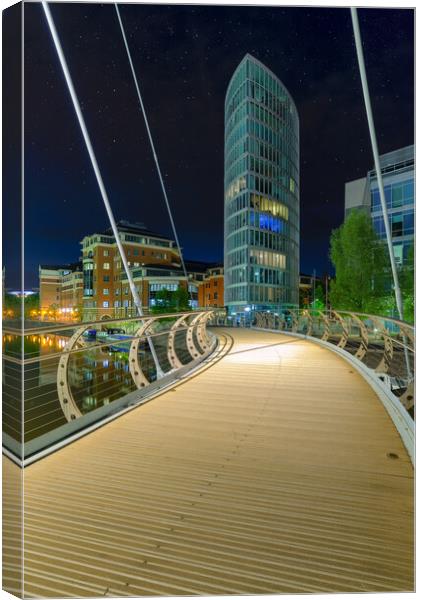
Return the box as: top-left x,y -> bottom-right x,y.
2,310 -> 217,463
252,309 -> 414,416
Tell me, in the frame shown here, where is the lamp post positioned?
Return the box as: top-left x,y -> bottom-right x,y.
244,305 -> 251,328
312,269 -> 316,310
140,263 -> 145,314
325,275 -> 330,312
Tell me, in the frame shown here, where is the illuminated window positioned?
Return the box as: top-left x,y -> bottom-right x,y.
393,244 -> 403,265
103,263 -> 110,270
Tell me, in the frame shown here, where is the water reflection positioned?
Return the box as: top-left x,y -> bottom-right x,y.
2,333 -> 69,359
2,333 -> 156,445
69,345 -> 137,414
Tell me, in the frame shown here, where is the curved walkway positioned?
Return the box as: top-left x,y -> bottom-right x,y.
4,328 -> 414,596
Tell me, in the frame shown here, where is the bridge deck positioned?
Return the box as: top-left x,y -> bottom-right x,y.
4,328 -> 414,596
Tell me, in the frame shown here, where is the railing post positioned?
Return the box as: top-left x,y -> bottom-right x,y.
332,311 -> 349,349
350,313 -> 369,361
372,317 -> 394,375
129,318 -> 156,388
57,325 -> 87,422
167,315 -> 189,370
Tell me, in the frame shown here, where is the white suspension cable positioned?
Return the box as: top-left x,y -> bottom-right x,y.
350,8 -> 404,322
115,3 -> 191,299
42,0 -> 164,377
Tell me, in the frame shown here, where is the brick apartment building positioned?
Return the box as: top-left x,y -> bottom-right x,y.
39,263 -> 83,317
39,221 -> 225,321
198,265 -> 224,308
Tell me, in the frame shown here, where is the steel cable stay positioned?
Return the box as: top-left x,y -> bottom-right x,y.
114,2 -> 192,300
350,8 -> 411,378
41,0 -> 164,377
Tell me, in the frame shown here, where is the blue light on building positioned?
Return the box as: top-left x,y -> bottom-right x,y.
224,54 -> 300,315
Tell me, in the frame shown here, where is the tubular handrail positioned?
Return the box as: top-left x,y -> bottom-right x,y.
325,309 -> 414,330
2,308 -> 209,336
252,308 -> 414,417
3,322 -> 209,365
2,309 -> 219,461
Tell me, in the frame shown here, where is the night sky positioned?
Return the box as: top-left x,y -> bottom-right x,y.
3,2 -> 414,289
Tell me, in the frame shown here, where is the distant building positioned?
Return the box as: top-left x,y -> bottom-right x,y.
345,145 -> 414,266
224,54 -> 300,317
181,261 -> 224,309
199,265 -> 224,309
81,221 -> 185,320
39,262 -> 83,316
80,221 -> 223,320
299,273 -> 323,308
39,221 -> 225,321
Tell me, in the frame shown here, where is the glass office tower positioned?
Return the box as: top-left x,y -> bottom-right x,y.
224,54 -> 299,317
345,145 -> 414,267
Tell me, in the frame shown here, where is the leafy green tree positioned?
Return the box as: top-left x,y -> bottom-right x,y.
3,293 -> 21,319
151,285 -> 191,314
312,283 -> 325,311
3,292 -> 40,319
48,303 -> 60,321
151,288 -> 172,313
25,293 -> 40,318
400,243 -> 414,323
329,210 -> 390,313
74,301 -> 84,322
174,285 -> 189,311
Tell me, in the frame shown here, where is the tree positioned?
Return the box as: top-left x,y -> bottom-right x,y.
74,301 -> 84,322
25,293 -> 40,318
151,288 -> 173,313
151,285 -> 191,314
312,283 -> 325,311
3,293 -> 20,319
329,210 -> 390,314
3,292 -> 40,319
174,285 -> 189,311
400,243 -> 414,323
48,303 -> 60,321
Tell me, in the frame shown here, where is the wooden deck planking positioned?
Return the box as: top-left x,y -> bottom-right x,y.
3,328 -> 414,596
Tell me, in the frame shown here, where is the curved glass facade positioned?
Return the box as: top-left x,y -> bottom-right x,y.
224,54 -> 299,315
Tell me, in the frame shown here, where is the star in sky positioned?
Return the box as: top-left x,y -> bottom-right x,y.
2,2 -> 414,288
